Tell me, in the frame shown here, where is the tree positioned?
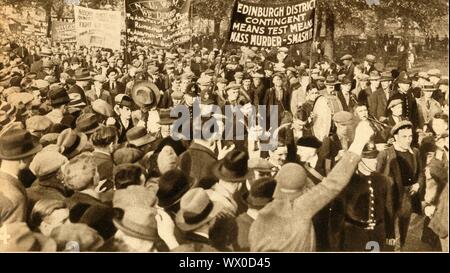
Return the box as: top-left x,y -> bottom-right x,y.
193,0 -> 234,37
317,0 -> 370,60
374,0 -> 448,36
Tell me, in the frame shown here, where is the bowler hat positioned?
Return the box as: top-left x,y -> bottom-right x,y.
126,126 -> 156,147
368,71 -> 381,81
296,136 -> 322,149
157,169 -> 193,208
244,177 -> 276,209
0,128 -> 42,160
438,77 -> 449,86
113,207 -> 158,241
175,188 -> 222,232
212,149 -> 250,182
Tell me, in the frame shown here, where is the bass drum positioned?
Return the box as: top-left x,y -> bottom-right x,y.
312,95 -> 343,141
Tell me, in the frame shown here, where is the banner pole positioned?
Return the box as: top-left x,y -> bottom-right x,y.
309,3 -> 318,82
124,0 -> 129,69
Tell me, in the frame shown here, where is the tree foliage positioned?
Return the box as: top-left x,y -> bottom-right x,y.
374,0 -> 448,30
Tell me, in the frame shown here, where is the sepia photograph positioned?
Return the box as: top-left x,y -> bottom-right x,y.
0,0 -> 448,262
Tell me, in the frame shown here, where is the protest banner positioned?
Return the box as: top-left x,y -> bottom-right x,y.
52,21 -> 76,44
125,0 -> 192,48
228,0 -> 315,47
74,6 -> 121,50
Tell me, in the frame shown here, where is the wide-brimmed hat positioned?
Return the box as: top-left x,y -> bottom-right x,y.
48,87 -> 70,107
380,71 -> 393,82
368,71 -> 381,81
75,113 -> 101,135
131,81 -> 161,109
126,126 -> 155,147
75,68 -> 92,81
57,128 -> 89,159
0,128 -> 42,160
422,82 -> 436,92
244,177 -> 276,209
324,75 -> 339,85
113,207 -> 158,241
0,223 -> 57,252
175,188 -> 222,232
157,108 -> 177,125
157,169 -> 194,208
212,149 -> 250,182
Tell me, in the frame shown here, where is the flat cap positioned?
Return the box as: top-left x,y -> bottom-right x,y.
391,120 -> 413,135
387,99 -> 402,110
340,54 -> 353,61
332,111 -> 354,125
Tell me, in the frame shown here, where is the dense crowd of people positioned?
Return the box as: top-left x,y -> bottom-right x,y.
0,31 -> 448,252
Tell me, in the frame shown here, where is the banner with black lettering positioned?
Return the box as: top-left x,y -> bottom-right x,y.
228,0 -> 315,47
74,6 -> 121,50
52,21 -> 76,44
125,0 -> 192,49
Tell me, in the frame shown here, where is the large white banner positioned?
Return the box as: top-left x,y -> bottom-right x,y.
74,6 -> 121,50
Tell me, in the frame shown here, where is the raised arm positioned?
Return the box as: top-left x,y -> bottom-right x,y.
295,121 -> 375,218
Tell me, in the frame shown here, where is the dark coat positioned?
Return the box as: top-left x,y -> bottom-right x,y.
369,87 -> 394,119
336,91 -> 356,112
388,90 -> 420,127
329,172 -> 393,251
66,192 -> 116,240
179,143 -> 218,189
92,151 -> 114,181
376,145 -> 425,245
26,176 -> 72,210
0,171 -> 27,225
103,81 -> 126,98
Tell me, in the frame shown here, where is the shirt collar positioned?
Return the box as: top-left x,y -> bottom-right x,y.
246,209 -> 259,220
193,231 -> 209,239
